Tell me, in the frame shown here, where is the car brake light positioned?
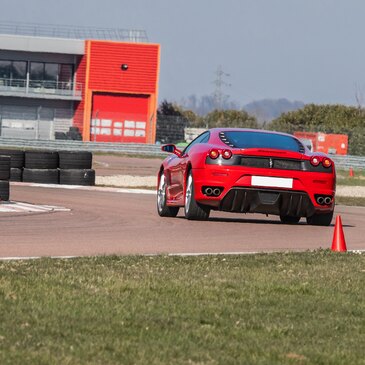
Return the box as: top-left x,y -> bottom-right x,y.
322,157 -> 332,168
209,149 -> 219,159
221,149 -> 232,159
310,156 -> 321,166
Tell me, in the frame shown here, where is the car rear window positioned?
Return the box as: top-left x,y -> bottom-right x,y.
220,131 -> 304,152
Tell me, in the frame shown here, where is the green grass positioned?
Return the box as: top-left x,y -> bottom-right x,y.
337,169 -> 365,186
0,252 -> 364,365
336,196 -> 365,206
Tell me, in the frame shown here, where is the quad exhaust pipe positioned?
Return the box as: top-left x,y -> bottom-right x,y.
316,195 -> 332,206
203,186 -> 223,197
317,196 -> 324,205
324,197 -> 332,205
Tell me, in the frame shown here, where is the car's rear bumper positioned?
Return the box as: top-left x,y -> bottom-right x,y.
192,166 -> 335,217
219,187 -> 315,216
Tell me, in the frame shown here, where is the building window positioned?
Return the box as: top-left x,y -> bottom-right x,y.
29,62 -> 43,88
44,63 -> 58,88
29,62 -> 74,89
12,61 -> 27,80
0,60 -> 27,86
0,60 -> 11,79
0,59 -> 74,92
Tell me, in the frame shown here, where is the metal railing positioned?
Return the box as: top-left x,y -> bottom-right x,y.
0,137 -> 365,169
0,78 -> 82,98
331,155 -> 365,170
0,138 -> 164,156
0,21 -> 149,43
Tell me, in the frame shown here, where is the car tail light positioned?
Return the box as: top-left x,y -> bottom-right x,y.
310,156 -> 321,166
221,149 -> 232,159
322,157 -> 332,168
209,149 -> 219,159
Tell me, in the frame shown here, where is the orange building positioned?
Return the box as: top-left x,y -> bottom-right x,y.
0,23 -> 160,143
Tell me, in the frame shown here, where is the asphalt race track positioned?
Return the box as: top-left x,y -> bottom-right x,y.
0,183 -> 364,258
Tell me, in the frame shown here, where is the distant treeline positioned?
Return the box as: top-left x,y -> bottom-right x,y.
180,95 -> 304,122
158,100 -> 365,155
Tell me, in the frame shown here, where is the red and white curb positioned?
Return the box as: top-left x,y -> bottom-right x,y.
0,201 -> 70,213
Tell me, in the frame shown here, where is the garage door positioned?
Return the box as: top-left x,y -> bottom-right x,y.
91,93 -> 149,143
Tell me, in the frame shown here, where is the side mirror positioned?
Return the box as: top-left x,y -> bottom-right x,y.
161,144 -> 182,157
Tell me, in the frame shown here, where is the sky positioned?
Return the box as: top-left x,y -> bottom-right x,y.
1,0 -> 365,106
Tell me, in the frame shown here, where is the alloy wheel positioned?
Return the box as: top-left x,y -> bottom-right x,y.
185,173 -> 193,213
157,174 -> 166,213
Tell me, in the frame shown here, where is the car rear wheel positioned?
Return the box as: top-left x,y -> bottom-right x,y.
184,171 -> 210,220
280,215 -> 301,224
306,211 -> 334,226
157,173 -> 179,217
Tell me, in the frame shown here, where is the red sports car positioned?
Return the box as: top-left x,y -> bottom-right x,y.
157,128 -> 335,226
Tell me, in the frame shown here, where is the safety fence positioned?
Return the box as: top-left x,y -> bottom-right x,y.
1,138 -> 365,170
0,21 -> 148,42
0,138 -> 164,156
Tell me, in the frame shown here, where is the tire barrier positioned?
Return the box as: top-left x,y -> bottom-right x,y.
59,169 -> 95,186
10,168 -> 23,182
58,151 -> 92,169
55,126 -> 82,141
0,155 -> 11,180
23,168 -> 59,184
0,150 -> 95,201
25,150 -> 59,169
0,180 -> 10,201
0,149 -> 25,168
0,155 -> 11,200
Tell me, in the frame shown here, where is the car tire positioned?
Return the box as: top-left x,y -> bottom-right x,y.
22,168 -> 59,184
25,151 -> 59,169
0,149 -> 25,168
157,172 -> 179,217
280,215 -> 301,224
58,151 -> 92,169
184,171 -> 210,220
0,155 -> 11,180
306,211 -> 334,226
10,168 -> 23,182
0,180 -> 10,201
59,169 -> 95,186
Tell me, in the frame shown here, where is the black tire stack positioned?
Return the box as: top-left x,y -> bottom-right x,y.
0,149 -> 25,182
23,151 -> 59,184
59,151 -> 95,186
0,155 -> 11,200
0,149 -> 95,190
55,127 -> 82,141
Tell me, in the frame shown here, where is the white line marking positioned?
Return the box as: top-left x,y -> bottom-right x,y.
0,256 -> 77,261
0,250 -> 363,260
0,201 -> 70,213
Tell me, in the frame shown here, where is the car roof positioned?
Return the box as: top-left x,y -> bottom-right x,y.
209,128 -> 297,139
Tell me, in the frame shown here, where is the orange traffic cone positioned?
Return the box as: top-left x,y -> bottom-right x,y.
349,167 -> 354,177
331,215 -> 347,252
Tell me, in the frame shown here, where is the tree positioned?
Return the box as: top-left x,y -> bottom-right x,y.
203,109 -> 258,129
157,100 -> 184,116
269,104 -> 365,155
157,99 -> 204,127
